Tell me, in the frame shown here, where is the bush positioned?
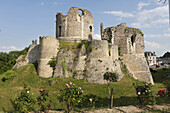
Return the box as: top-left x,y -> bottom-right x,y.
2,70 -> 16,82
133,83 -> 155,106
103,72 -> 118,82
163,80 -> 170,97
37,87 -> 52,113
59,82 -> 84,112
13,84 -> 35,112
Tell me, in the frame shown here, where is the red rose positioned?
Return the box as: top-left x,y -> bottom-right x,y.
158,91 -> 161,95
163,90 -> 165,92
165,80 -> 167,82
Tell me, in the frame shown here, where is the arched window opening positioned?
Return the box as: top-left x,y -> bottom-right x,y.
131,35 -> 135,46
78,9 -> 84,15
59,26 -> 62,37
89,26 -> 92,32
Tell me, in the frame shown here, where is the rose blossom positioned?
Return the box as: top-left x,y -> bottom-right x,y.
70,82 -> 73,85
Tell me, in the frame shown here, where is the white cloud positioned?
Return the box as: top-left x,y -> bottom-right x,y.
138,2 -> 150,11
145,33 -> 170,38
0,46 -> 21,52
94,34 -> 101,40
131,5 -> 168,28
104,11 -> 135,18
145,41 -> 169,56
40,2 -> 44,6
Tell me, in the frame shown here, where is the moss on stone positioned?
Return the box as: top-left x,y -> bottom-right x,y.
62,56 -> 66,76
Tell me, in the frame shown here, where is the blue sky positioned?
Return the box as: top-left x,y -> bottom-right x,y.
0,0 -> 169,56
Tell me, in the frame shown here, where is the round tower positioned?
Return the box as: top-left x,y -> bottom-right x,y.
38,36 -> 59,78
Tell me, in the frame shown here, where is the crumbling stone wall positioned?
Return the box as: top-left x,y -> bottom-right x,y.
101,22 -> 154,84
56,7 -> 94,41
101,23 -> 144,55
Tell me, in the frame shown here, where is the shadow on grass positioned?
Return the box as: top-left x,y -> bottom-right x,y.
76,94 -> 139,110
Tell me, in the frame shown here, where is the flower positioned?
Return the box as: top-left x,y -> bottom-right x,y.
73,84 -> 75,86
163,90 -> 165,92
81,90 -> 84,93
145,90 -> 148,92
165,80 -> 167,82
70,82 -> 73,85
89,98 -> 92,102
78,87 -> 81,90
137,92 -> 140,95
27,91 -> 29,93
65,84 -> 70,88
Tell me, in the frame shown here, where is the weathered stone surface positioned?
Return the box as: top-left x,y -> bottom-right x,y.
122,54 -> 154,84
13,44 -> 40,68
56,7 -> 94,41
13,55 -> 28,69
38,36 -> 59,78
85,40 -> 123,84
102,22 -> 154,84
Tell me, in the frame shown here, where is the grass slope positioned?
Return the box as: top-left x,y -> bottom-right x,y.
0,64 -> 169,112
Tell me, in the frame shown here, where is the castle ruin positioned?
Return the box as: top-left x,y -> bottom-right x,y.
13,7 -> 154,84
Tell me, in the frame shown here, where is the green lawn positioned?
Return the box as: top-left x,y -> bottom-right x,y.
0,64 -> 169,112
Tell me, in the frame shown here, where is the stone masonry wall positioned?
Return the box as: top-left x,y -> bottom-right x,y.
38,36 -> 59,78
56,7 -> 94,41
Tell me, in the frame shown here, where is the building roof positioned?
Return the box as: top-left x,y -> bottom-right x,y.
162,52 -> 170,58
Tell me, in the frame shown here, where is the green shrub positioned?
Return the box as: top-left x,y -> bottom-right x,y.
103,72 -> 118,82
2,70 -> 16,82
48,56 -> 57,76
13,84 -> 36,112
133,83 -> 155,106
37,87 -> 52,113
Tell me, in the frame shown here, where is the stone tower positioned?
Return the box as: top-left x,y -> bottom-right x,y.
56,7 -> 94,42
100,22 -> 104,39
38,36 -> 59,78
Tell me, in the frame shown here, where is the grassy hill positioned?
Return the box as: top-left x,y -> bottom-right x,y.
0,64 -> 169,112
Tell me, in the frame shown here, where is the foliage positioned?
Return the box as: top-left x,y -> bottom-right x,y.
0,47 -> 29,74
163,80 -> 170,97
158,90 -> 166,97
37,87 -> 52,113
2,70 -> 16,82
108,36 -> 112,43
103,72 -> 118,82
133,83 -> 155,106
48,56 -> 57,76
118,47 -> 121,56
62,56 -> 66,76
78,40 -> 92,53
0,64 -> 170,111
59,82 -> 84,112
13,84 -> 36,112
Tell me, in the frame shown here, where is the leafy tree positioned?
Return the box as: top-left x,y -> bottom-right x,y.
0,47 -> 29,74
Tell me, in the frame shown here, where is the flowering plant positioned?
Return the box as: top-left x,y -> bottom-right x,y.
163,80 -> 170,97
59,82 -> 84,112
133,83 -> 155,106
13,84 -> 35,112
158,90 -> 166,97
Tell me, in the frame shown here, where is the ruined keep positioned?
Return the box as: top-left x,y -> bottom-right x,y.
101,23 -> 153,84
13,7 -> 154,84
56,7 -> 94,42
